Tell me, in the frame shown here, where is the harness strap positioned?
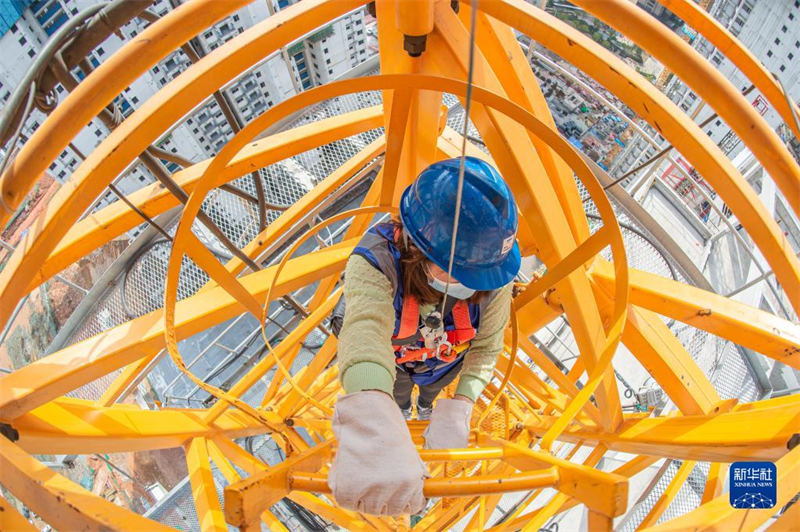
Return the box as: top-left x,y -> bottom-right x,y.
396,294 -> 420,340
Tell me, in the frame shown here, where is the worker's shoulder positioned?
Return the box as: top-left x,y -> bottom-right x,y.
345,254 -> 393,289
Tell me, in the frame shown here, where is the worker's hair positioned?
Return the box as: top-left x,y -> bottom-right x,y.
391,219 -> 489,305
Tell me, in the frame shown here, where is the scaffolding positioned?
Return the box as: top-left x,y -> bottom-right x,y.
0,0 -> 799,530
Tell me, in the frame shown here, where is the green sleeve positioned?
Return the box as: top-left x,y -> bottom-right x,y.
455,283 -> 513,401
337,254 -> 397,395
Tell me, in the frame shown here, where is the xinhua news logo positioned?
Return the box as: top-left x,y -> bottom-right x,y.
729,461 -> 777,509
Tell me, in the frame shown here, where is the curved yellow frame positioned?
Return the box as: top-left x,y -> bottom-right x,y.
0,0 -> 798,530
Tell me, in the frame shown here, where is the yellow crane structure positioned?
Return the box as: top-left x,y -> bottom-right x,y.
1,0 -> 800,530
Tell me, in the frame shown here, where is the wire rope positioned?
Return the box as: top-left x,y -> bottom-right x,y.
439,0 -> 479,316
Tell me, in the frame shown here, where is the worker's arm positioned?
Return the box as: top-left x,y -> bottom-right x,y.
454,282 -> 513,402
338,254 -> 397,396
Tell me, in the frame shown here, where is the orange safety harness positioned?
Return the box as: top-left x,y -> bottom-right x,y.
391,294 -> 476,364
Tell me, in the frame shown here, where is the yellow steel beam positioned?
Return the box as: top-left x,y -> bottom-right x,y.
476,0 -> 800,315
0,70 -> 624,422
588,511 -> 613,531
0,435 -> 173,531
207,441 -> 292,532
290,468 -> 560,497
573,0 -> 800,220
478,435 -> 627,517
496,346 -> 601,425
0,0 -> 249,225
376,0 -> 442,206
96,350 -> 157,407
202,288 -> 341,424
276,337 -> 338,418
38,108 -> 383,291
638,460 -> 696,529
592,260 -> 800,369
546,454 -> 662,521
643,446 -> 800,531
0,0 -> 366,331
654,0 -> 800,139
520,444 -> 607,531
700,462 -> 727,505
621,305 -> 722,415
148,66 -> 630,441
377,87 -> 412,206
260,160 -> 387,402
0,495 -> 37,531
525,395 -> 800,461
766,499 -> 800,531
288,492 -> 386,532
462,4 -> 590,244
12,397 -> 274,454
224,440 -> 334,527
185,438 -> 227,532
0,241 -> 354,421
428,10 -> 626,431
488,452 -> 661,532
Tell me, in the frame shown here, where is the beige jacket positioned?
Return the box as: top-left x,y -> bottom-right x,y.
338,254 -> 512,401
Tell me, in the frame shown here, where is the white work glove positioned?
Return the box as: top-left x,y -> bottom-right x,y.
328,391 -> 429,515
422,398 -> 473,449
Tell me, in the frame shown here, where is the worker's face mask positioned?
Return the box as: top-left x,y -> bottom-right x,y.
427,264 -> 475,300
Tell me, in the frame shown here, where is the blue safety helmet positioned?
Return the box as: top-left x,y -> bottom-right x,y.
399,156 -> 521,291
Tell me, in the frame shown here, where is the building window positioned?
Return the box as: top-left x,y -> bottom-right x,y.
767,50 -> 773,57
775,37 -> 781,45
790,53 -> 795,60
789,13 -> 794,20
323,48 -> 328,53
780,64 -> 786,72
782,25 -> 788,33
95,129 -> 102,136
326,58 -> 330,64
10,24 -> 17,33
19,36 -> 26,46
715,119 -> 721,126
27,49 -> 35,58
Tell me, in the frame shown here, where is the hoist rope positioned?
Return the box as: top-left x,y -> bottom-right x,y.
441,2 -> 521,434
439,0 -> 479,317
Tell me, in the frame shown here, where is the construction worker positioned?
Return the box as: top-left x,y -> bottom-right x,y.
328,157 -> 520,515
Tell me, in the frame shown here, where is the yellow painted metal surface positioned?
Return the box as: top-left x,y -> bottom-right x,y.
0,0 -> 798,530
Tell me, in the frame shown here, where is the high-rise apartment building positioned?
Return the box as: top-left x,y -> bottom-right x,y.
0,0 -> 374,215
614,0 -> 800,174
